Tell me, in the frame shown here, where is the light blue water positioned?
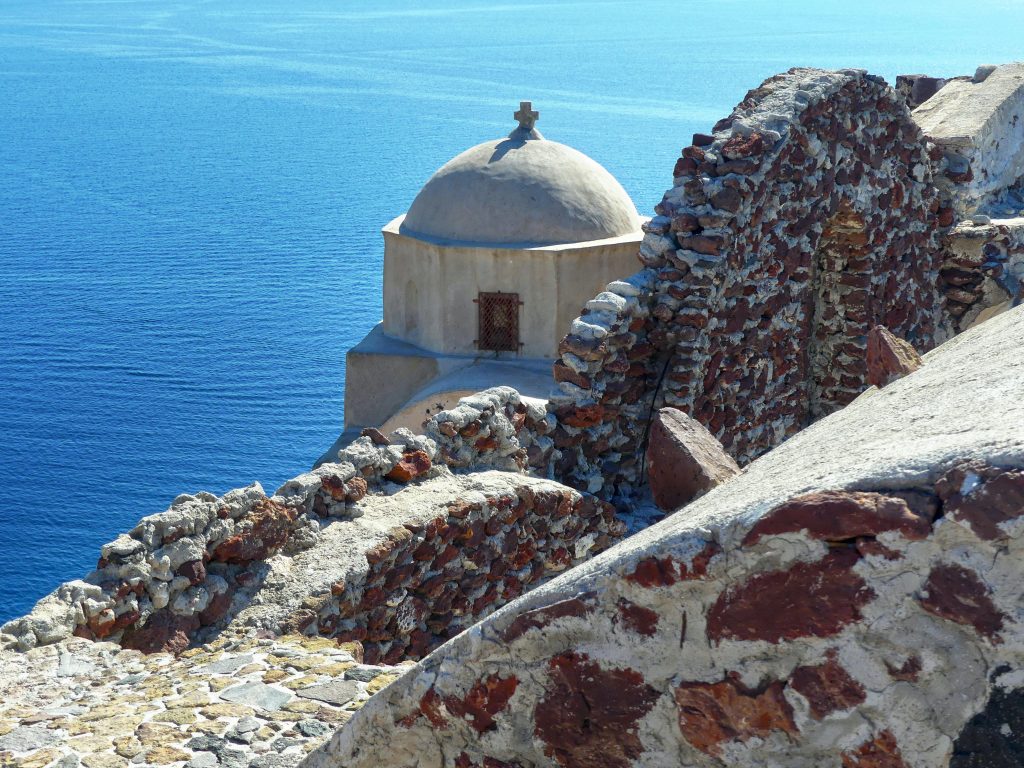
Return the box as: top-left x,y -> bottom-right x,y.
1,0 -> 1022,623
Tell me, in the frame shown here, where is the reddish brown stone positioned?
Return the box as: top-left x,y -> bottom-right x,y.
790,654 -> 866,719
707,549 -> 875,644
176,559 -> 206,586
743,490 -> 932,546
553,361 -> 592,390
885,655 -> 922,682
616,599 -> 660,636
199,588 -> 233,626
560,404 -> 606,429
721,131 -> 766,159
624,543 -> 718,588
88,608 -> 140,639
346,476 -> 368,502
502,595 -> 594,642
841,730 -> 908,767
940,465 -> 1024,541
212,498 -> 297,564
625,556 -> 679,588
919,563 -> 1004,641
121,609 -> 200,655
443,675 -> 519,733
320,474 -> 347,501
386,450 -> 432,483
535,652 -> 660,768
866,326 -> 922,387
646,408 -> 739,512
674,676 -> 796,756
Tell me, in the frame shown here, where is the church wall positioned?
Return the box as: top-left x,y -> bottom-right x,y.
545,68 -> 953,499
382,223 -> 641,359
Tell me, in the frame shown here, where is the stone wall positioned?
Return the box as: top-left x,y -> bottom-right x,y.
547,68 -> 950,499
425,387 -> 556,474
942,218 -> 1024,331
0,430 -> 437,654
298,475 -> 623,665
305,305 -> 1024,768
1,429 -> 625,669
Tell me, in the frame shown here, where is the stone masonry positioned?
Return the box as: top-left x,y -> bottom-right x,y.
546,68 -> 950,500
305,303 -> 1024,768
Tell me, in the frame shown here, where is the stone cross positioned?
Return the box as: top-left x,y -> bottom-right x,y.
514,101 -> 539,131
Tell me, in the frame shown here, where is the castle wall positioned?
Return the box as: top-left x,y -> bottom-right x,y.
546,68 -> 952,498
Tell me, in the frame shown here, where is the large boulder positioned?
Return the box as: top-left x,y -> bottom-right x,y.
646,408 -> 740,511
305,305 -> 1024,768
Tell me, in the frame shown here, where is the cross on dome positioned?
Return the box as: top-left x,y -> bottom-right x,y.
514,101 -> 539,131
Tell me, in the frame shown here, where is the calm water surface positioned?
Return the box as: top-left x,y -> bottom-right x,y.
2,0 -> 1022,621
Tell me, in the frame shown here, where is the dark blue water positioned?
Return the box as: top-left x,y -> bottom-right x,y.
2,0 -> 1022,623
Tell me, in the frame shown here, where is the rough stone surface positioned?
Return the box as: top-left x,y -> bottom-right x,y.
0,633 -> 403,768
305,306 -> 1024,768
645,407 -> 741,511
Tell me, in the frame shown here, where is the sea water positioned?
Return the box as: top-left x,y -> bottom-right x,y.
1,0 -> 1022,622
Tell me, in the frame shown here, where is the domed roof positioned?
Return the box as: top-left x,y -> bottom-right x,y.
400,104 -> 640,247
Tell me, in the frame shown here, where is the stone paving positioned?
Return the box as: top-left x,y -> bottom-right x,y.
0,632 -> 405,768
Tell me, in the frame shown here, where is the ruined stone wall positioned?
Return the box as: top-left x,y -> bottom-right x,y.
0,431 -> 436,654
549,68 -> 950,499
302,479 -> 623,665
305,306 -> 1024,768
425,387 -> 556,474
942,218 -> 1024,331
1,430 -> 624,667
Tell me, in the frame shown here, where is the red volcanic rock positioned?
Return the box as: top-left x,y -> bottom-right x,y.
866,326 -> 922,388
885,655 -> 922,682
721,131 -> 767,159
625,543 -> 719,587
502,596 -> 594,643
646,408 -> 740,512
88,608 -> 140,640
616,599 -> 660,636
386,450 -> 432,483
559,404 -> 605,429
791,654 -> 866,719
939,464 -> 1024,541
212,498 -> 297,564
841,730 -> 908,767
176,559 -> 206,586
346,476 -> 368,502
707,549 -> 875,644
919,563 -> 1005,641
121,609 -> 200,655
743,490 -> 932,546
199,588 -> 233,626
535,652 -> 660,768
444,675 -> 519,734
674,677 -> 796,756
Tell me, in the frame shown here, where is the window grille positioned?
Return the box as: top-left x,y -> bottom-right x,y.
475,292 -> 522,352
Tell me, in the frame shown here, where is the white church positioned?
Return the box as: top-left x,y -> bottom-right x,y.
340,103 -> 646,442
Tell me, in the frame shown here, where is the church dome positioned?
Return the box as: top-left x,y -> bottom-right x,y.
400,103 -> 640,247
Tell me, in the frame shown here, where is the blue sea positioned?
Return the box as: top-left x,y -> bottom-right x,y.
1,0 -> 1022,623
